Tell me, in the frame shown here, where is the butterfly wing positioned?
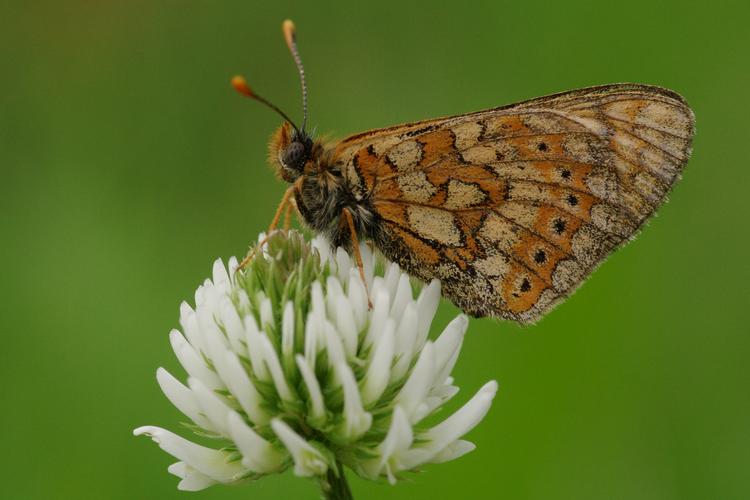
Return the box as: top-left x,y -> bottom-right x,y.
333,84 -> 695,323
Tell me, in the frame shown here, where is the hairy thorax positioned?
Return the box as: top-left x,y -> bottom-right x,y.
293,151 -> 376,249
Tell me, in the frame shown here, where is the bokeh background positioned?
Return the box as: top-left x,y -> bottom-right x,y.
2,1 -> 749,498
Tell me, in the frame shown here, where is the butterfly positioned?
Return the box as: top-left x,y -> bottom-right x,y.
233,20 -> 695,324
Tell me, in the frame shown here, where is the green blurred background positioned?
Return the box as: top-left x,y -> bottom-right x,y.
2,0 -> 749,498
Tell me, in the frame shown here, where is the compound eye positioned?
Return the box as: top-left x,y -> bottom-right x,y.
281,141 -> 305,170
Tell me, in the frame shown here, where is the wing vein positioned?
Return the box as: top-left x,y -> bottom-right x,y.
603,114 -> 691,140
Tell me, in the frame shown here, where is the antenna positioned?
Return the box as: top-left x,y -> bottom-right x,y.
282,19 -> 308,132
230,75 -> 301,135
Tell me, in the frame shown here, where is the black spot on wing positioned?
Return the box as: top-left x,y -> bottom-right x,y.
553,218 -> 567,235
534,249 -> 547,264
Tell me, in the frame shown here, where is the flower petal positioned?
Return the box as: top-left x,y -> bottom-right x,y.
379,405 -> 413,463
295,354 -> 327,427
335,247 -> 352,286
415,279 -> 441,348
395,342 -> 435,422
360,318 -> 395,406
428,440 -> 476,464
227,256 -> 239,277
325,275 -> 343,320
156,367 -> 216,432
391,303 -> 419,381
281,301 -> 296,372
227,411 -> 287,473
347,268 -> 368,332
259,296 -> 273,332
432,315 -> 468,386
359,242 -> 375,288
169,329 -> 224,390
179,302 -> 206,355
134,426 -> 245,483
334,294 -> 358,359
212,258 -> 230,288
167,462 -> 217,491
304,315 -> 320,371
243,315 -> 269,381
363,289 -> 390,348
189,377 -> 233,437
222,351 -> 269,425
423,380 -> 498,454
334,362 -> 372,442
271,419 -> 329,477
383,262 -> 401,298
322,320 -> 347,384
311,235 -> 331,262
389,273 -> 412,323
259,334 -> 295,403
422,384 -> 460,417
219,297 -> 246,355
368,406 -> 413,484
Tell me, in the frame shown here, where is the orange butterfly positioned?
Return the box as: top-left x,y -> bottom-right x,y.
233,20 -> 695,324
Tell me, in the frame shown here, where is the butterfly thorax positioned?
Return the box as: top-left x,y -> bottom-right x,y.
270,122 -> 375,248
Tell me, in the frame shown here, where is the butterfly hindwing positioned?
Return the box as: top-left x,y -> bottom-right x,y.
331,84 -> 694,323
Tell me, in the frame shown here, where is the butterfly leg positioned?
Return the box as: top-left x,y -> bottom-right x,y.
342,208 -> 373,309
268,184 -> 298,233
282,199 -> 295,231
237,182 -> 299,272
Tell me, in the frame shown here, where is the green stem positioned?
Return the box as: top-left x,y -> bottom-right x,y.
320,461 -> 353,500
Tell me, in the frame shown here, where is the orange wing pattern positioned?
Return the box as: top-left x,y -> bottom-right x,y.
331,84 -> 694,323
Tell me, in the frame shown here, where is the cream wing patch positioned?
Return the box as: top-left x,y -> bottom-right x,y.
451,121 -> 484,150
398,171 -> 437,203
477,212 -> 521,253
444,179 -> 487,210
387,140 -> 422,172
473,252 -> 510,279
407,206 -> 461,246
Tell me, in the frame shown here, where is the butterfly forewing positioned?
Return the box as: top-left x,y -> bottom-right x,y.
332,84 -> 694,323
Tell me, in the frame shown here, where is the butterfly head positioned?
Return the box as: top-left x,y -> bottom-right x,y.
268,121 -> 313,182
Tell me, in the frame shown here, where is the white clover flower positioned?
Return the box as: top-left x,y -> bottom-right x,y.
134,231 -> 498,496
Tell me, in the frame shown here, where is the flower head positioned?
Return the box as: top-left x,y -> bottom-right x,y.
134,231 -> 498,491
